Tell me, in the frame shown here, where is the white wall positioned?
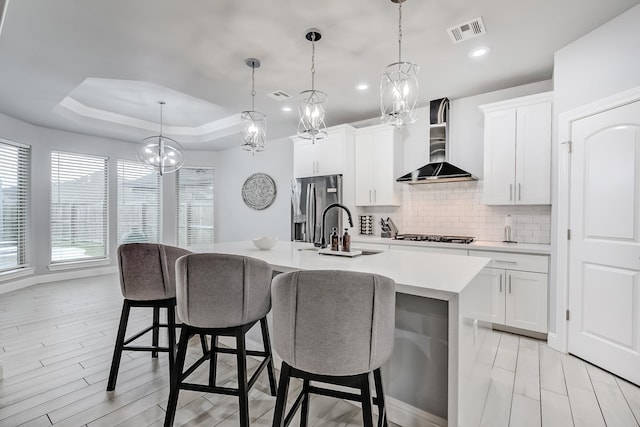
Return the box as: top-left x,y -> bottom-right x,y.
214,137 -> 293,243
549,4 -> 640,335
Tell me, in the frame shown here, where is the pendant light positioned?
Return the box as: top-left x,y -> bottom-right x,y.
380,0 -> 419,126
241,58 -> 267,155
137,101 -> 184,176
297,28 -> 327,143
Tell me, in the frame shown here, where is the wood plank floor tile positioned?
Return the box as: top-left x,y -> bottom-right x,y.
566,385 -> 606,427
494,333 -> 520,371
509,394 -> 541,427
617,377 -> 640,425
591,378 -> 638,426
513,337 -> 540,401
540,389 -> 573,427
539,343 -> 567,396
480,367 -> 515,427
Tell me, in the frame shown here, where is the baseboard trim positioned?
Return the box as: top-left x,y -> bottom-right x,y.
0,266 -> 118,294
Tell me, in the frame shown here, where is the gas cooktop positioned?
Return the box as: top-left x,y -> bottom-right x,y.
394,234 -> 475,244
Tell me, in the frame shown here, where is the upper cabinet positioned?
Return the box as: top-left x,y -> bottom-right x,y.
354,124 -> 403,206
480,92 -> 553,205
292,125 -> 355,178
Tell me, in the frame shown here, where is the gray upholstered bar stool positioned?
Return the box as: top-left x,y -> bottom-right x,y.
164,253 -> 278,427
107,243 -> 191,391
271,270 -> 396,427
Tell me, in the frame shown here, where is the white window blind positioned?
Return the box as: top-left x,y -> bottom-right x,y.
0,139 -> 30,272
51,151 -> 108,263
177,167 -> 214,247
117,159 -> 161,244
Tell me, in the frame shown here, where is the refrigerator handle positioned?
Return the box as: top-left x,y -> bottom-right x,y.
305,183 -> 312,243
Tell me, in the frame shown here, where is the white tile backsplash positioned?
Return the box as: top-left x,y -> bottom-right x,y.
359,181 -> 551,244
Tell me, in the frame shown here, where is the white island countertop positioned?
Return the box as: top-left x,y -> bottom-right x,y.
195,241 -> 491,301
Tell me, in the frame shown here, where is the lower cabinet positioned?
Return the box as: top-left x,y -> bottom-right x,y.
470,250 -> 549,334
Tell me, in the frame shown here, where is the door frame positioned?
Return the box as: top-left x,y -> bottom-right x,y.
552,85 -> 640,353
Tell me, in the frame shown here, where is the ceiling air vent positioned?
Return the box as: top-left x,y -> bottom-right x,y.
447,17 -> 486,44
267,90 -> 293,101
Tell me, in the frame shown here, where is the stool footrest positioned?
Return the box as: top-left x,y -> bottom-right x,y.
179,382 -> 240,396
122,346 -> 170,352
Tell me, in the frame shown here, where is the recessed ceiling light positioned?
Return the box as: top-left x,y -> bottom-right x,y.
469,46 -> 490,58
356,83 -> 369,91
282,106 -> 292,112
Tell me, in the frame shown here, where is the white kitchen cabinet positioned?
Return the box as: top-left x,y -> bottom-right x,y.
469,250 -> 548,334
292,125 -> 355,178
480,92 -> 552,205
354,124 -> 402,206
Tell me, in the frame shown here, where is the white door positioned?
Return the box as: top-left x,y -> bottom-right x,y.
569,100 -> 640,385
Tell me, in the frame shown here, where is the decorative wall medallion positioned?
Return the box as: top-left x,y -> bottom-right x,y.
241,173 -> 277,210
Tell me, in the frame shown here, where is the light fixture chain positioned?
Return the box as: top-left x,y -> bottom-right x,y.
159,102 -> 164,137
311,32 -> 316,91
398,0 -> 403,63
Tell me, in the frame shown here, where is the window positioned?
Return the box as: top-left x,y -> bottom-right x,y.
117,160 -> 161,244
177,167 -> 214,247
0,139 -> 30,272
51,151 -> 108,263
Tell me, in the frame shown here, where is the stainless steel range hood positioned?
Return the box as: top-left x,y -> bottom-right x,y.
397,98 -> 477,184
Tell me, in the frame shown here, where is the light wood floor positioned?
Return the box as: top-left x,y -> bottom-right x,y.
0,274 -> 638,426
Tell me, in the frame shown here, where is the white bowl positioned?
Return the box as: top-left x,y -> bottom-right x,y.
252,236 -> 278,250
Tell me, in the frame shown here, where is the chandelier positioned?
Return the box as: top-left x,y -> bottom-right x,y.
137,101 -> 184,176
241,58 -> 267,154
297,29 -> 327,143
381,0 -> 419,126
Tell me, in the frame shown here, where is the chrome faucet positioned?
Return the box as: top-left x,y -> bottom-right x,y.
319,203 -> 354,248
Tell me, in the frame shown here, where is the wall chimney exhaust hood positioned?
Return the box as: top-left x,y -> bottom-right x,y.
397,98 -> 477,184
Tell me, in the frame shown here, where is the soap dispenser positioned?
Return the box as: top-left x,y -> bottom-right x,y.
342,228 -> 351,252
330,227 -> 339,251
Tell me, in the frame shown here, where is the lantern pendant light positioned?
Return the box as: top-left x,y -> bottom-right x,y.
241,58 -> 267,155
137,101 -> 185,176
381,0 -> 419,126
297,28 -> 327,143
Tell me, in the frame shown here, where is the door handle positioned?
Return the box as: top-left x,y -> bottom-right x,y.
518,183 -> 521,201
373,189 -> 376,203
495,260 -> 517,265
369,190 -> 372,203
509,184 -> 513,201
499,273 -> 503,292
316,161 -> 319,174
508,275 -> 512,294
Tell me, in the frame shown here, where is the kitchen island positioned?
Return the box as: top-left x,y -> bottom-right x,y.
195,240 -> 492,427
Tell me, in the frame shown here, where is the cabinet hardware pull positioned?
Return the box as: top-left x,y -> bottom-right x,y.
495,260 -> 517,265
369,190 -> 372,203
499,273 -> 503,292
373,189 -> 376,203
518,183 -> 521,201
508,275 -> 512,293
510,184 -> 513,201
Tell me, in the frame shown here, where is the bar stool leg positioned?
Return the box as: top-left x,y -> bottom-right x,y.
373,368 -> 388,427
360,373 -> 374,427
209,335 -> 218,387
167,304 -> 176,374
152,306 -> 160,358
260,317 -> 278,396
300,379 -> 311,427
236,329 -> 250,427
272,362 -> 292,427
164,326 -> 190,427
107,300 -> 131,391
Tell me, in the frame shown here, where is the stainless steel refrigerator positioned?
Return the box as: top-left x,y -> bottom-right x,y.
291,175 -> 342,245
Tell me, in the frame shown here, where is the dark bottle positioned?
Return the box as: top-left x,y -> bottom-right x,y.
342,228 -> 351,252
330,227 -> 339,251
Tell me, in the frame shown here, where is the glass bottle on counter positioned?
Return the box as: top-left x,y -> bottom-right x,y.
342,228 -> 351,252
330,227 -> 339,251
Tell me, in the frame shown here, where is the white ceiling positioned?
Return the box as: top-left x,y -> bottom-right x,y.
0,0 -> 638,150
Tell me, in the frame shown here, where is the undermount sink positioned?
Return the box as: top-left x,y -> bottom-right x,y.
297,247 -> 382,256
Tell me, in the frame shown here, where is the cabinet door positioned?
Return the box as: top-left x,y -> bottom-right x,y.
293,139 -> 317,178
505,270 -> 548,333
473,267 -> 505,324
317,133 -> 344,176
483,110 -> 516,205
515,102 -> 551,204
354,132 -> 375,205
372,128 -> 398,205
